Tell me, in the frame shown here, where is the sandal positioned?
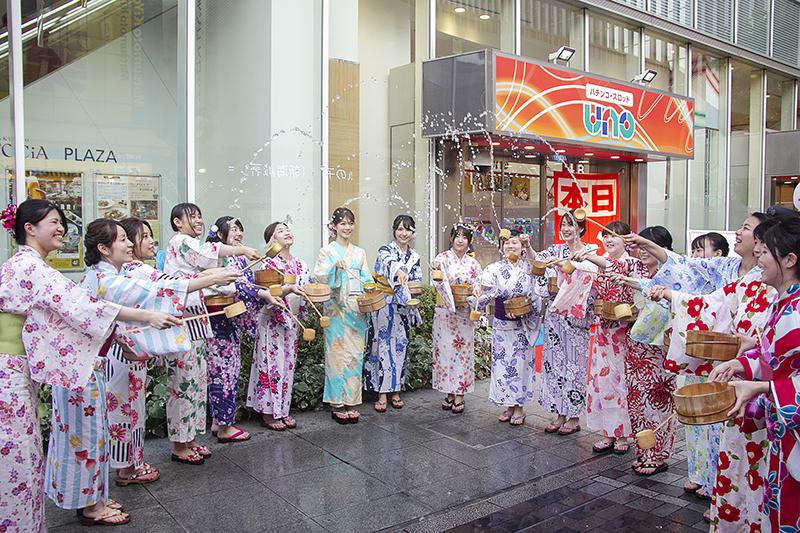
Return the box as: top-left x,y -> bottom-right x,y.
451,401 -> 465,414
283,416 -> 297,429
374,401 -> 388,413
695,488 -> 712,501
171,452 -> 204,465
190,445 -> 212,458
347,410 -> 360,424
441,397 -> 454,410
683,481 -> 702,493
217,427 -> 252,443
498,409 -> 514,423
116,465 -> 160,486
510,414 -> 526,426
613,442 -> 631,455
592,440 -> 615,454
390,398 -> 404,409
558,424 -> 581,435
106,499 -> 124,511
331,410 -> 349,425
634,461 -> 669,476
78,507 -> 130,527
544,422 -> 563,434
263,420 -> 287,431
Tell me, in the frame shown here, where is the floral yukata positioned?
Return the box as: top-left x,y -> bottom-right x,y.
363,242 -> 422,393
314,242 -> 372,407
737,283 -> 800,532
246,254 -> 310,419
0,246 -> 119,532
534,244 -> 595,420
586,253 -> 647,440
163,233 -> 217,443
479,259 -> 540,407
45,261 -> 189,511
661,251 -> 745,497
431,250 -> 482,395
205,255 -> 259,427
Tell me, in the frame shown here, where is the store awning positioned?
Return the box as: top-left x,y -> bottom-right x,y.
422,50 -> 695,161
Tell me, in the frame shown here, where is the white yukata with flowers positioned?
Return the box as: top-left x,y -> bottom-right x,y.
0,245 -> 119,532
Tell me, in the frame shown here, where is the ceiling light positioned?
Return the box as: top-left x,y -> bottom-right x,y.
555,149 -> 566,154
634,158 -> 644,162
454,7 -> 466,13
548,46 -> 575,64
584,152 -> 594,156
198,168 -> 206,173
610,155 -> 621,160
578,160 -> 590,164
491,141 -> 501,146
479,13 -> 491,20
524,145 -> 536,150
631,69 -> 658,85
524,154 -> 537,158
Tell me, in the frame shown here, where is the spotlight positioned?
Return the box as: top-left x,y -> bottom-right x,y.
631,69 -> 658,85
548,46 -> 575,64
479,13 -> 491,19
454,7 -> 466,13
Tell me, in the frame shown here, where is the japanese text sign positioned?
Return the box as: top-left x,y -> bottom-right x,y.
553,172 -> 619,245
495,55 -> 694,158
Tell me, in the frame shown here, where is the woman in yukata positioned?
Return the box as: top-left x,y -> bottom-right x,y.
314,207 -> 373,424
115,217 -> 237,481
529,212 -> 596,436
607,226 -> 677,475
0,200 -> 180,529
627,213 -> 767,499
364,215 -> 422,412
691,232 -> 729,259
204,216 -> 263,444
708,215 -> 800,532
163,203 -> 259,464
574,221 -> 646,455
650,218 -> 782,530
478,228 -> 540,426
247,221 -> 310,430
431,224 -> 482,414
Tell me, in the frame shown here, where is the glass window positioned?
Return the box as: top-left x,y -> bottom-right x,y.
436,0 -> 515,57
689,51 -> 728,230
766,72 -> 796,132
520,0 -> 584,69
736,0 -> 769,55
728,60 -> 764,229
646,160 -> 687,252
195,1 -> 323,262
16,0 -> 180,274
587,13 -> 640,81
643,31 -> 687,94
330,0 -> 430,264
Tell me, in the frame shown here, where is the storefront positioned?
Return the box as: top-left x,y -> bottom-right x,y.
0,0 -> 798,272
422,50 -> 694,263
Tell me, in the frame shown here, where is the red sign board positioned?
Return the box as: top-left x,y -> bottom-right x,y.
554,172 -> 620,245
495,55 -> 694,159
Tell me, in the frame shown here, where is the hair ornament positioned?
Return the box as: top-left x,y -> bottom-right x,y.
208,224 -> 219,239
1,203 -> 16,236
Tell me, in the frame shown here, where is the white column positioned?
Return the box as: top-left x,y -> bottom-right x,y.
178,0 -> 196,202
7,0 -> 25,202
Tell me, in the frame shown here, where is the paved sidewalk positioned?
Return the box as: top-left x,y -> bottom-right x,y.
45,381 -> 709,532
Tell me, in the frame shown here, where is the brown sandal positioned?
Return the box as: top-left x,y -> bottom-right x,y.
171,451 -> 204,465
451,401 -> 465,414
190,445 -> 212,457
282,416 -> 297,429
78,507 -> 131,526
374,401 -> 388,413
116,465 -> 160,486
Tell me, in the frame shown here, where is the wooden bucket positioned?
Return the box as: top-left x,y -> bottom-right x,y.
451,284 -> 472,308
561,260 -> 576,275
407,281 -> 424,297
593,299 -> 605,316
283,273 -> 297,285
547,277 -> 559,296
304,283 -> 331,303
635,429 -> 656,450
469,310 -> 481,322
431,270 -> 444,282
265,242 -> 283,258
530,260 -> 547,276
685,330 -> 741,361
613,303 -> 636,321
363,282 -> 378,293
504,296 -> 533,318
302,328 -> 316,341
358,290 -> 387,314
673,382 -> 735,425
204,294 -> 235,310
255,269 -> 283,287
269,285 -> 283,297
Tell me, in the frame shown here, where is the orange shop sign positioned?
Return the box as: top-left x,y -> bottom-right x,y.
494,55 -> 694,158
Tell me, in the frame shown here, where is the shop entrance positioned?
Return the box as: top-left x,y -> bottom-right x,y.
435,136 -> 634,265
770,175 -> 799,212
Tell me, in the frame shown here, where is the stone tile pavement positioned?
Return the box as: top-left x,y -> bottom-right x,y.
45,381 -> 709,532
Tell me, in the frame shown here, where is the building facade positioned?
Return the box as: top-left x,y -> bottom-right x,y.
0,0 -> 798,271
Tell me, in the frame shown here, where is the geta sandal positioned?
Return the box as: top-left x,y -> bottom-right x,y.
374,401 -> 388,413
498,409 -> 514,423
592,440 -> 615,454
634,461 -> 669,476
77,507 -> 130,527
171,452 -> 204,465
441,397 -> 454,410
451,401 -> 465,414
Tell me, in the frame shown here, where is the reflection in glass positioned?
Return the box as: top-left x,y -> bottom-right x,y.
520,0 -> 584,68
588,13 -> 640,81
436,0 -> 515,57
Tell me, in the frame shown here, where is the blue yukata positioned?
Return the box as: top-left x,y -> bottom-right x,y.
45,262 -> 188,510
314,241 -> 373,407
363,241 -> 422,393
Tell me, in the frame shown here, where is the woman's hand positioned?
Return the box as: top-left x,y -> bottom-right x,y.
736,334 -> 757,356
727,380 -> 770,418
335,259 -> 348,270
147,311 -> 182,330
647,285 -> 671,302
238,246 -> 262,261
473,285 -> 482,297
213,269 -> 240,286
572,251 -> 588,262
708,359 -> 745,383
288,284 -> 306,296
258,289 -> 283,307
117,339 -> 148,362
396,270 -> 409,286
431,260 -> 441,270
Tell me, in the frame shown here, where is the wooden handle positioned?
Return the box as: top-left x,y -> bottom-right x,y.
277,302 -> 306,330
241,255 -> 268,273
584,217 -> 623,238
654,412 -> 675,432
303,293 -> 324,319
